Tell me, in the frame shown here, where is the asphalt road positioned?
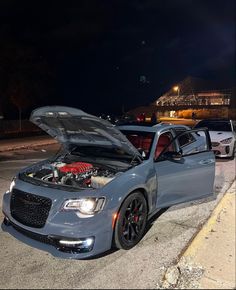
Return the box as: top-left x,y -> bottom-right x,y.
0,145 -> 235,289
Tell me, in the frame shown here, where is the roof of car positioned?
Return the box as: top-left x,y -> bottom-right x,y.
117,123 -> 190,133
116,121 -> 156,127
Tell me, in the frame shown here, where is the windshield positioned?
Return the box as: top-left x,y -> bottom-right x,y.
195,120 -> 232,132
120,130 -> 155,159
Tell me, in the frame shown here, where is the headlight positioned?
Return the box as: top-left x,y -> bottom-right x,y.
9,179 -> 16,192
220,137 -> 233,144
62,197 -> 105,215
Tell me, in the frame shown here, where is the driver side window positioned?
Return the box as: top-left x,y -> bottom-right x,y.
155,131 -> 175,160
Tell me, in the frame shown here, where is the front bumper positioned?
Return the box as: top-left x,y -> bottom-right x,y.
212,142 -> 235,158
2,188 -> 114,259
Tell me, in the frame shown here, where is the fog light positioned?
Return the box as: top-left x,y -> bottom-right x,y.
59,240 -> 83,246
58,237 -> 95,252
84,237 -> 94,247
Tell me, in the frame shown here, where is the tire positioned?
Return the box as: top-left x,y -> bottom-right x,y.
114,191 -> 148,250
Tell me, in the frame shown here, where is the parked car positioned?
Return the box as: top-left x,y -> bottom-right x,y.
114,113 -> 137,125
137,112 -> 146,122
2,106 -> 215,259
194,118 -> 236,159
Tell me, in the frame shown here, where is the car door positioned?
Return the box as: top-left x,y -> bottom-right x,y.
154,128 -> 215,208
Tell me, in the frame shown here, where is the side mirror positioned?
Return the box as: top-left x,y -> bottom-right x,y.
137,148 -> 146,158
162,151 -> 183,161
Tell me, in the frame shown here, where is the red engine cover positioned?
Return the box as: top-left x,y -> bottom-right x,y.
59,162 -> 93,175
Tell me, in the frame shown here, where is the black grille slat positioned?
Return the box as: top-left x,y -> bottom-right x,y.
10,189 -> 52,228
7,221 -> 89,254
10,222 -> 57,246
10,221 -> 54,245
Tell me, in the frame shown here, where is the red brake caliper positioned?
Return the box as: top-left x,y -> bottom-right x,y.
134,208 -> 139,222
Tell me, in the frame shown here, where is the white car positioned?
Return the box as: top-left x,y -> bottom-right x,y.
195,119 -> 236,159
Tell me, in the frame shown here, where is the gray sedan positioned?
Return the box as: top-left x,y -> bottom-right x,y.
2,106 -> 215,259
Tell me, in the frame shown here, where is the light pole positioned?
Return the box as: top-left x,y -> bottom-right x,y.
172,86 -> 180,118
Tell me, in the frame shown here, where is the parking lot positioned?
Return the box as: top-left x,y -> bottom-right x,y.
0,145 -> 235,289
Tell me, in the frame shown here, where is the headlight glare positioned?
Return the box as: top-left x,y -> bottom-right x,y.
220,137 -> 233,144
62,197 -> 105,215
78,199 -> 96,213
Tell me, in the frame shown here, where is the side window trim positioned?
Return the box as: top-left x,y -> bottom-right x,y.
174,128 -> 196,148
176,127 -> 212,154
154,129 -> 176,161
155,127 -> 211,161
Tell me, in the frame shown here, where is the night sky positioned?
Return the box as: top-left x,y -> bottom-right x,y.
0,0 -> 235,117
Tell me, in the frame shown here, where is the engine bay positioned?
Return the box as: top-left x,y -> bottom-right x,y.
25,160 -> 120,189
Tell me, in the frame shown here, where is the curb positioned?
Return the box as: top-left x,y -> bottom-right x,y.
160,180 -> 236,288
0,140 -> 57,153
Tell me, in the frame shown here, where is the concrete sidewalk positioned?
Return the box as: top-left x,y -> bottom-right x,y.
195,181 -> 235,289
161,181 -> 236,289
0,135 -> 57,152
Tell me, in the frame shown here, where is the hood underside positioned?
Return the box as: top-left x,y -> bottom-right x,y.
30,106 -> 141,158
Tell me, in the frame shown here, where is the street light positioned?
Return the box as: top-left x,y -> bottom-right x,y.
173,86 -> 180,98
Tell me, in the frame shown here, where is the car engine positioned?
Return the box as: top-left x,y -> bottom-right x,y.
27,161 -> 118,189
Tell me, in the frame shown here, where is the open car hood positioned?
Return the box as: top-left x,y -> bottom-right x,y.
30,106 -> 141,158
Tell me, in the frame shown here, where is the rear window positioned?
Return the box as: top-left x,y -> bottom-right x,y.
195,120 -> 232,132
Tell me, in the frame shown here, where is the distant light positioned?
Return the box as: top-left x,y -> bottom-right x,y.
140,75 -> 147,83
45,112 -> 54,116
58,112 -> 69,116
173,86 -> 179,92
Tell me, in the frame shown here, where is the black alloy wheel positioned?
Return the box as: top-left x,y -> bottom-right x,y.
114,192 -> 148,250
